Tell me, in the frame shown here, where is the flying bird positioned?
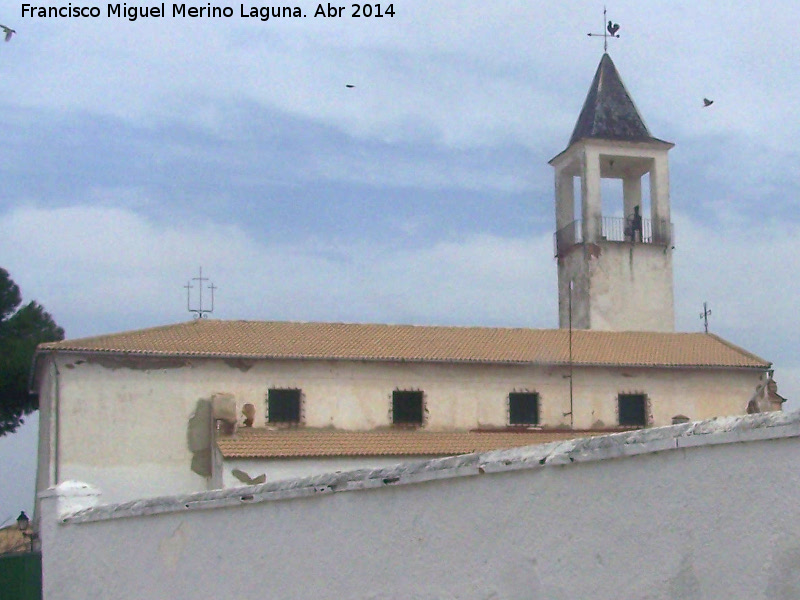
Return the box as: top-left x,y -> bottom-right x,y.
703,98 -> 714,107
345,84 -> 355,88
1,25 -> 15,42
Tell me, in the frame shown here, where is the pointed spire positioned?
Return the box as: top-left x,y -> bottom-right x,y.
569,53 -> 655,146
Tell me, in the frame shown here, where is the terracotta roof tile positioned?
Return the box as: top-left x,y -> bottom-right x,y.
217,428 -> 598,459
39,319 -> 770,368
0,525 -> 27,555
37,319 -> 770,369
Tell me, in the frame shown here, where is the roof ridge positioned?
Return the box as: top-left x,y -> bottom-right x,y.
37,319 -> 199,349
34,320 -> 770,369
40,320 -> 736,349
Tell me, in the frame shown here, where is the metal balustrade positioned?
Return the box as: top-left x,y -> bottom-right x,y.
553,217 -> 673,257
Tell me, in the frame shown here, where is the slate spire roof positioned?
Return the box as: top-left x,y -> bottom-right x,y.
569,53 -> 657,146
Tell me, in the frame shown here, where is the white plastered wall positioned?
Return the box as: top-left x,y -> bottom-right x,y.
38,412 -> 800,600
559,242 -> 675,331
35,352 -> 764,505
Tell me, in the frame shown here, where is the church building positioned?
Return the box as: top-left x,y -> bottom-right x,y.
31,53 -> 779,505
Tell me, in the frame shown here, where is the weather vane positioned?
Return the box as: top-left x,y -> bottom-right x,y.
587,6 -> 620,53
185,267 -> 216,319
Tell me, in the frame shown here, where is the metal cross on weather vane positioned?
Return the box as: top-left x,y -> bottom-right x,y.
185,267 -> 217,319
587,6 -> 620,53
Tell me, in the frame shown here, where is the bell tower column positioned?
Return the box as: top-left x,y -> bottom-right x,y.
650,153 -> 671,243
581,147 -> 602,244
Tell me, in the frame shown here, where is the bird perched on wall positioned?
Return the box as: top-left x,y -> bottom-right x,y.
703,98 -> 714,107
1,25 -> 15,42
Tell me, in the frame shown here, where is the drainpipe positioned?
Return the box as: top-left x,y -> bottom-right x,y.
569,281 -> 574,429
52,354 -> 61,486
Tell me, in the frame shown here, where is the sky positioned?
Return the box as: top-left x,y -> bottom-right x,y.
1,0 -> 799,520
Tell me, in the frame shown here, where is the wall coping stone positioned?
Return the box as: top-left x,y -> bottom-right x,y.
52,410 -> 800,525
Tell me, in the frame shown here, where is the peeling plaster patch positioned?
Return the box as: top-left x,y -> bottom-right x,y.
83,355 -> 192,371
224,359 -> 255,373
585,244 -> 602,260
61,411 -> 800,525
765,544 -> 800,599
667,551 -> 702,599
497,553 -> 562,599
187,399 -> 213,477
158,521 -> 187,574
231,469 -> 266,485
189,395 -> 238,476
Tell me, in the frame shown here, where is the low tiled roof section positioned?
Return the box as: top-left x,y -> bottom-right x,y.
0,525 -> 27,554
38,319 -> 770,368
217,428 -> 594,458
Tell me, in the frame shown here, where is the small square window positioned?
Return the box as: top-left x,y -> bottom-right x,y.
392,390 -> 423,426
267,388 -> 301,424
509,392 -> 539,426
618,393 -> 647,427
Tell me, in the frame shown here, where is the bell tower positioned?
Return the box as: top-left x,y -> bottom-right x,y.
550,53 -> 675,332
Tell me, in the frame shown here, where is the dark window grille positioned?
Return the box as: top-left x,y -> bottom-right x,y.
267,388 -> 301,424
392,390 -> 424,425
618,393 -> 647,426
509,392 -> 539,425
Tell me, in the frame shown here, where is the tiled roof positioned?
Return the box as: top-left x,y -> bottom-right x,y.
37,319 -> 770,369
217,428 -> 597,458
0,525 -> 27,555
570,53 -> 664,146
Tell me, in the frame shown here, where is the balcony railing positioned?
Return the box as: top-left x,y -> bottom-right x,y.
554,216 -> 673,257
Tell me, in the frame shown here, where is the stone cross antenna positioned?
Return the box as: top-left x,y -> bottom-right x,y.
185,267 -> 216,319
700,302 -> 712,334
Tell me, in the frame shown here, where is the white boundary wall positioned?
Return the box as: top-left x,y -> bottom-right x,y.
40,411 -> 800,600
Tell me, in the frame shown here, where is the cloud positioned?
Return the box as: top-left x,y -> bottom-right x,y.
0,204 -> 556,337
673,210 -> 800,338
672,209 -> 800,410
3,203 -> 796,391
29,3 -> 800,152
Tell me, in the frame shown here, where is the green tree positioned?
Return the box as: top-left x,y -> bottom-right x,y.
0,268 -> 64,436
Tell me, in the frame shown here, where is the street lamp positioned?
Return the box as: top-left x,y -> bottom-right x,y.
16,511 -> 34,552
16,511 -> 29,532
